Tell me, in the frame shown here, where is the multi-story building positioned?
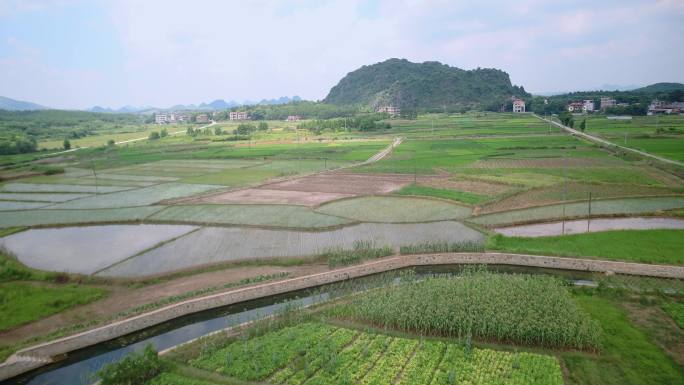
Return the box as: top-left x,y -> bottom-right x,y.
195,113 -> 209,123
583,100 -> 595,112
648,99 -> 684,115
155,113 -> 169,124
567,102 -> 584,113
512,99 -> 526,113
229,111 -> 249,120
600,97 -> 616,110
286,115 -> 302,121
377,105 -> 401,117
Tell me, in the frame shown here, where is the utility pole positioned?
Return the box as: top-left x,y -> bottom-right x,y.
587,192 -> 592,233
624,132 -> 628,145
91,160 -> 99,195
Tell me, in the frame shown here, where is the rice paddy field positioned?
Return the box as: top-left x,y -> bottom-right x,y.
1,112 -> 684,385
581,114 -> 684,162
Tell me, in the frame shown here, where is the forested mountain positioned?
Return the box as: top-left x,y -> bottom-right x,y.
324,59 -> 529,110
0,96 -> 47,111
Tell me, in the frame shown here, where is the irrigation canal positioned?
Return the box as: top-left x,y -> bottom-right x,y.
2,264 -> 631,385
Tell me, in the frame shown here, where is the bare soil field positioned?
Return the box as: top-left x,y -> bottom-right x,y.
419,177 -> 514,195
261,172 -> 415,195
196,188 -> 353,206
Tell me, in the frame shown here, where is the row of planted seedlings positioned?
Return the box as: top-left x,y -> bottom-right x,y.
99,267 -> 599,384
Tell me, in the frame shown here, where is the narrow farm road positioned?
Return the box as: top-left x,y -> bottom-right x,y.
362,137 -> 403,165
39,121 -> 216,158
533,113 -> 684,167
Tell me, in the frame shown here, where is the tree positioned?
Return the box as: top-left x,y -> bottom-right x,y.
148,131 -> 160,140
63,138 -> 71,150
160,128 -> 168,137
107,139 -> 116,147
579,119 -> 586,132
558,111 -> 574,127
258,121 -> 268,131
186,127 -> 196,136
214,126 -> 223,135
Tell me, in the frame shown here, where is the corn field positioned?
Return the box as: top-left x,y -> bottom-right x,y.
327,269 -> 602,350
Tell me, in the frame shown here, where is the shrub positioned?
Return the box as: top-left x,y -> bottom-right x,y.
322,241 -> 393,267
98,344 -> 162,385
399,240 -> 483,255
148,131 -> 160,140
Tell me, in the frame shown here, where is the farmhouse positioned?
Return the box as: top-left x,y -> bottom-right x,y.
377,105 -> 401,117
512,98 -> 526,113
648,99 -> 683,115
229,111 -> 250,120
583,100 -> 595,112
566,102 -> 584,113
600,97 -> 616,110
195,114 -> 209,123
286,115 -> 302,121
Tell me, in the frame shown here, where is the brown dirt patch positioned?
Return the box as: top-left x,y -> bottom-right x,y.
262,172 -> 415,195
0,264 -> 328,347
196,188 -> 354,206
469,158 -> 621,169
418,177 -> 513,196
623,301 -> 684,366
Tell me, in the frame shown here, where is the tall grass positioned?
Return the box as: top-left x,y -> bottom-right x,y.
321,241 -> 393,267
399,240 -> 483,255
327,268 -> 602,350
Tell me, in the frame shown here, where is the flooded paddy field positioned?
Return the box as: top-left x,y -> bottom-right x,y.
494,217 -> 684,237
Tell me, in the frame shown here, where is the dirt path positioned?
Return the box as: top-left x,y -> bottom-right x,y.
0,264 -> 328,346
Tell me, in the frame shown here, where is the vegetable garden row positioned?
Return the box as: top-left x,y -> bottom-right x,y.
178,322 -> 563,385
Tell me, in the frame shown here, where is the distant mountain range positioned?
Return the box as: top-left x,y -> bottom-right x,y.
324,58 -> 529,109
87,96 -> 302,114
0,96 -> 47,111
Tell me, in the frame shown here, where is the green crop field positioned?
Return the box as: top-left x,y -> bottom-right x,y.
315,196 -> 472,222
0,206 -> 163,228
184,322 -> 563,385
327,270 -> 601,349
486,230 -> 684,265
581,115 -> 684,162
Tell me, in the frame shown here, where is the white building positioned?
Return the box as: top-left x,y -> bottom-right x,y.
155,113 -> 169,124
229,111 -> 249,120
512,99 -> 526,113
582,100 -> 595,112
196,114 -> 209,123
377,105 -> 401,117
286,115 -> 302,121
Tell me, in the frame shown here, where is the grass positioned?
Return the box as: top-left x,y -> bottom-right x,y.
395,183 -> 489,205
661,301 -> 684,329
563,294 -> 683,385
319,240 -> 393,267
150,204 -> 354,228
399,240 -> 484,254
486,229 -> 684,265
0,282 -> 107,331
315,196 -> 472,222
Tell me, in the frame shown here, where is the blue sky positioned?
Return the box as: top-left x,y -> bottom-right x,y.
0,0 -> 683,109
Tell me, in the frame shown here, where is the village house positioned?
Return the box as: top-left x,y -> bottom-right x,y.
286,115 -> 302,121
229,111 -> 249,120
583,100 -> 595,112
195,113 -> 209,123
600,97 -> 616,110
377,105 -> 401,117
648,99 -> 684,115
566,102 -> 584,113
512,98 -> 525,113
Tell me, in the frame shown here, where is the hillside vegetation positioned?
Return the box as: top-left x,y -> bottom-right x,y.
324,58 -> 529,110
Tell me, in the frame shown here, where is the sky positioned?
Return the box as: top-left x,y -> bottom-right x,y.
0,0 -> 683,110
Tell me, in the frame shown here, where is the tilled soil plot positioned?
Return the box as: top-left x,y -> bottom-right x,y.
261,172 -> 416,195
